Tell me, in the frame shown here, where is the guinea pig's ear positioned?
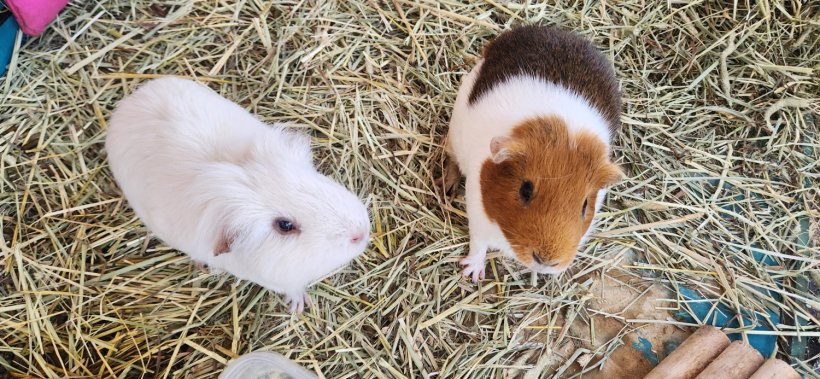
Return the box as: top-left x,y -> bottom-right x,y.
214,228 -> 236,256
594,162 -> 625,188
489,136 -> 514,163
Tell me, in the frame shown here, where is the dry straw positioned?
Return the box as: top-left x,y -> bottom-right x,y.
1,1 -> 817,378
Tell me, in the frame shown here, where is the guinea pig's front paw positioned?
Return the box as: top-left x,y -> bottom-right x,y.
284,291 -> 311,314
459,256 -> 486,283
193,261 -> 209,273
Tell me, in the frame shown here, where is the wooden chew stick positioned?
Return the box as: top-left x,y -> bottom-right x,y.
694,340 -> 764,379
643,326 -> 730,379
748,359 -> 800,379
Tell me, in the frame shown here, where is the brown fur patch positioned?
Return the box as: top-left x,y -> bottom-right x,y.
469,25 -> 621,132
480,116 -> 621,267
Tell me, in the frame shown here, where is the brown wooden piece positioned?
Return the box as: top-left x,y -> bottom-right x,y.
748,359 -> 800,379
643,326 -> 730,379
695,340 -> 764,379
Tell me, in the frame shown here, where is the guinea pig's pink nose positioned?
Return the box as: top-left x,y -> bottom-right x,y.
351,233 -> 365,244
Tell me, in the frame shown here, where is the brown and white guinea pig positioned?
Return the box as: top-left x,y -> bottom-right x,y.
445,25 -> 624,281
105,77 -> 370,312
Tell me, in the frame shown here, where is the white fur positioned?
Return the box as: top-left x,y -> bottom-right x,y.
448,60 -> 612,278
105,77 -> 370,312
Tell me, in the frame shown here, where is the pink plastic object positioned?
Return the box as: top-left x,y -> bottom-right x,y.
5,0 -> 69,36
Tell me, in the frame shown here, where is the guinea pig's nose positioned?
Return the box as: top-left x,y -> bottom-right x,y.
350,231 -> 367,245
532,252 -> 563,270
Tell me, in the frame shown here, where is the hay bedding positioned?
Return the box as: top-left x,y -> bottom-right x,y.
0,0 -> 818,378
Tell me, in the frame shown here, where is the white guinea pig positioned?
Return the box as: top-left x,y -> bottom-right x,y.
105,77 -> 370,312
444,25 -> 624,281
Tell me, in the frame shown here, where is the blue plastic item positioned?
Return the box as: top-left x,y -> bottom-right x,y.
632,337 -> 660,366
671,170 -> 816,362
0,5 -> 19,77
676,286 -> 779,357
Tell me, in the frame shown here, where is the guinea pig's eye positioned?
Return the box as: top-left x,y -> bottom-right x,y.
519,180 -> 534,204
581,199 -> 589,218
274,217 -> 299,235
